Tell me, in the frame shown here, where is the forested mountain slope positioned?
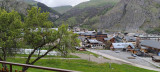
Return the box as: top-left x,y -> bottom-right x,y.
53,5 -> 72,14
55,0 -> 120,29
0,0 -> 61,22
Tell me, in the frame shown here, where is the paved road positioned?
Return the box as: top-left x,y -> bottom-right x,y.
87,49 -> 160,72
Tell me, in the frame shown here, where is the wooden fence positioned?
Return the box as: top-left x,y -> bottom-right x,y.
0,61 -> 80,72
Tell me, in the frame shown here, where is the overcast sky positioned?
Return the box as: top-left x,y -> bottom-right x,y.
35,0 -> 90,7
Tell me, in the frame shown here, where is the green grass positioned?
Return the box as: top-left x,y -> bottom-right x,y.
14,54 -> 80,58
75,51 -> 100,58
5,58 -> 156,72
75,51 -> 110,59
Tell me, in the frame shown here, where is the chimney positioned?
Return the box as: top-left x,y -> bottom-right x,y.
136,37 -> 141,49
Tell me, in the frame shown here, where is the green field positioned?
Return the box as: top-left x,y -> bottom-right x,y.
3,58 -> 157,72
14,54 -> 80,58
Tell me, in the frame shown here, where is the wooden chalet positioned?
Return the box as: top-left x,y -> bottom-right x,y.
141,40 -> 160,55
110,43 -> 135,52
104,37 -> 115,43
96,33 -> 108,42
86,39 -> 105,49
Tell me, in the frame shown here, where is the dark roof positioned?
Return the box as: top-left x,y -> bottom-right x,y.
97,32 -> 108,35
114,36 -> 123,43
141,40 -> 160,49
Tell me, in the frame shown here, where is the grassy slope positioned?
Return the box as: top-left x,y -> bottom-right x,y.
15,54 -> 80,58
75,0 -> 120,9
6,58 -> 156,72
53,5 -> 72,14
55,0 -> 120,29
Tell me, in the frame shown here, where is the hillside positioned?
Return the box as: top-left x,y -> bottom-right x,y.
0,0 -> 61,22
53,5 -> 72,14
16,0 -> 37,6
0,0 -> 31,15
99,0 -> 160,32
55,0 -> 120,29
37,2 -> 61,21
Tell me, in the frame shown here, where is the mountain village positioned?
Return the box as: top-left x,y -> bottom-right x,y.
73,27 -> 160,71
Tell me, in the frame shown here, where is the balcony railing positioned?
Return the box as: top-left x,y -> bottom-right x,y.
0,61 -> 80,72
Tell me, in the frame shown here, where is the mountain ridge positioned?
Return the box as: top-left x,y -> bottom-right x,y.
0,0 -> 61,22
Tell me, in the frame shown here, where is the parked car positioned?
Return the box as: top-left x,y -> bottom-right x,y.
75,47 -> 86,51
115,51 -> 120,53
152,56 -> 160,62
131,54 -> 137,57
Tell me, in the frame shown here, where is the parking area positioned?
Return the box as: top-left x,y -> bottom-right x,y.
91,50 -> 160,69
141,57 -> 160,67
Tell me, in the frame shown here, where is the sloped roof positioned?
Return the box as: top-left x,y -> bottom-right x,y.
104,37 -> 113,41
141,40 -> 160,49
74,32 -> 85,34
88,39 -> 99,43
112,43 -> 135,49
81,32 -> 95,36
114,36 -> 123,43
78,36 -> 87,41
124,36 -> 136,42
88,39 -> 103,44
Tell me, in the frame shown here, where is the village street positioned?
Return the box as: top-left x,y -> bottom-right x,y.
87,49 -> 160,72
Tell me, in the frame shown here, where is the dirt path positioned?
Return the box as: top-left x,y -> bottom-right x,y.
87,49 -> 160,72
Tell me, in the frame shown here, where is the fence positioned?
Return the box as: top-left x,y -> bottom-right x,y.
0,61 -> 79,72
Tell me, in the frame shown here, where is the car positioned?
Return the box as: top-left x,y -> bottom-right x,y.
75,47 -> 86,51
115,51 -> 120,53
131,54 -> 137,57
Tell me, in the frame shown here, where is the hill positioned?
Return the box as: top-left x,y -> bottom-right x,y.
0,0 -> 31,15
99,0 -> 160,32
16,0 -> 37,6
37,2 -> 61,21
55,0 -> 120,29
0,0 -> 61,22
53,5 -> 72,14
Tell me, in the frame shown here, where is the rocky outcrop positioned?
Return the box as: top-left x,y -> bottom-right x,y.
0,0 -> 31,15
100,0 -> 160,32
